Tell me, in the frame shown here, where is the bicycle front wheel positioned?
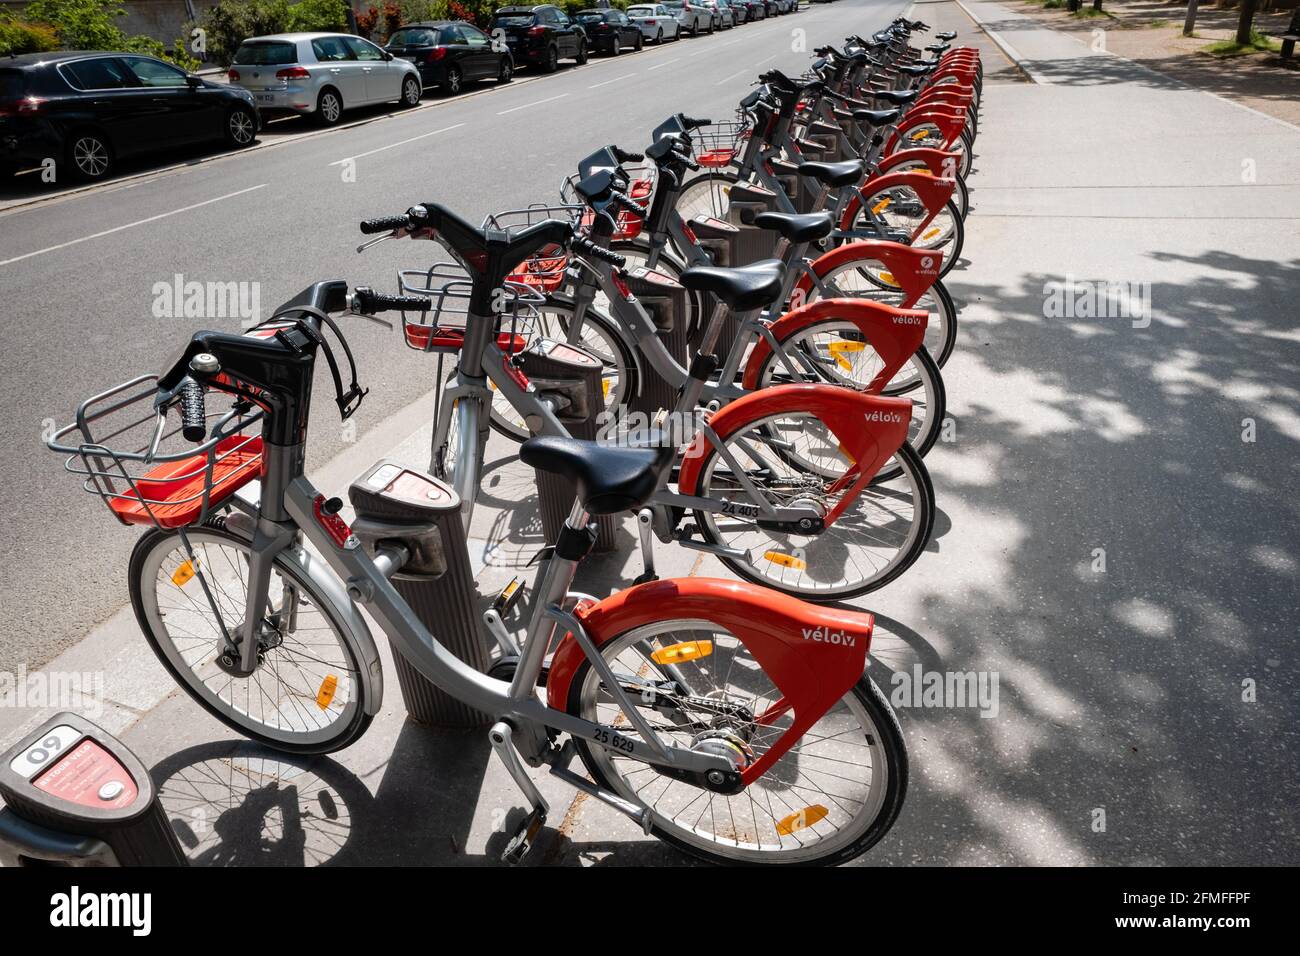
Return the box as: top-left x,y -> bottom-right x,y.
567,620 -> 907,865
129,520 -> 372,753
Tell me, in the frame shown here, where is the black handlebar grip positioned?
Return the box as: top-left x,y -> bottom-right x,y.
179,380 -> 207,443
359,215 -> 409,234
612,146 -> 644,164
681,115 -> 711,130
573,236 -> 626,268
360,288 -> 432,313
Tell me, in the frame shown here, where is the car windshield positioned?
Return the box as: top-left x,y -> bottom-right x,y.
575,12 -> 605,21
628,6 -> 655,13
662,2 -> 683,7
232,41 -> 297,65
492,14 -> 536,25
387,28 -> 439,46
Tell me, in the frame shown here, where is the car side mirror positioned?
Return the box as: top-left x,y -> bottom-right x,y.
383,51 -> 393,60
186,74 -> 202,88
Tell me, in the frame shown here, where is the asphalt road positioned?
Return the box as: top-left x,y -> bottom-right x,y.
0,0 -> 908,670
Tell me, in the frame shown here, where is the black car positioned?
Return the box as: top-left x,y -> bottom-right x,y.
1,51 -> 258,183
488,4 -> 588,73
574,10 -> 644,55
385,20 -> 514,94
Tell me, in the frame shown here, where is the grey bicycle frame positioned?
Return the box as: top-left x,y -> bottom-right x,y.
226,439 -> 733,779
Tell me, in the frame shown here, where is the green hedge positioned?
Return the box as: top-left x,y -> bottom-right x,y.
0,16 -> 60,54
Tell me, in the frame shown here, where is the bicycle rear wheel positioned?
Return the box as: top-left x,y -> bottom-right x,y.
693,420 -> 934,600
754,320 -> 946,470
567,620 -> 907,865
129,520 -> 372,753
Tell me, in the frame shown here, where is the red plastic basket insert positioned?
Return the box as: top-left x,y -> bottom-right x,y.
108,435 -> 264,529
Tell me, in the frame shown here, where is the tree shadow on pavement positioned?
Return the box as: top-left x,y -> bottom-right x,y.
861,246 -> 1300,864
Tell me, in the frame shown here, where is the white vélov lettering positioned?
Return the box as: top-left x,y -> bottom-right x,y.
801,625 -> 857,647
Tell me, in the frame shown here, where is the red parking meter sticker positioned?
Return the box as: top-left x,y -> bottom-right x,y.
33,739 -> 137,810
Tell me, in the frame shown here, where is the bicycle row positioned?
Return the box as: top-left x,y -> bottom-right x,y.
45,14 -> 983,866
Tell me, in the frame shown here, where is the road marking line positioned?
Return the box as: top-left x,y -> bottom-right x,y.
589,73 -> 636,89
328,123 -> 465,165
717,68 -> 748,85
755,53 -> 778,66
0,184 -> 268,267
646,57 -> 680,71
498,93 -> 569,115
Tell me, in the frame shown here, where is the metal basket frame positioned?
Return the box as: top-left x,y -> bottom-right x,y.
46,374 -> 265,531
396,260 -> 550,355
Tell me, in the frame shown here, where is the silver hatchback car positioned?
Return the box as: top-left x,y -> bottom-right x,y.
227,33 -> 422,125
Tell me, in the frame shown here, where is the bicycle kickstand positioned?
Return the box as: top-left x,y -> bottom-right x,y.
488,721 -> 550,865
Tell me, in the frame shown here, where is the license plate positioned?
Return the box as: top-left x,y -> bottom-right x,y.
255,93 -> 274,104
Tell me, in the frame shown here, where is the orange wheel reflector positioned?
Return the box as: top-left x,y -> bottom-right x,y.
922,227 -> 941,241
877,270 -> 901,288
776,804 -> 829,836
763,551 -> 806,570
838,442 -> 857,464
650,640 -> 713,666
171,561 -> 196,587
316,675 -> 339,710
871,197 -> 892,215
602,378 -> 612,399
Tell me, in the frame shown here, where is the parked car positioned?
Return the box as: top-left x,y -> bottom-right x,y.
228,33 -> 421,127
385,20 -> 513,93
699,0 -> 734,29
626,4 -> 682,43
662,1 -> 714,36
574,9 -> 644,55
717,0 -> 748,25
0,51 -> 258,182
739,0 -> 767,20
488,5 -> 588,73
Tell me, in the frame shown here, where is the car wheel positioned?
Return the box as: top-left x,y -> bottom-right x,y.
400,75 -> 422,106
224,105 -> 257,148
575,40 -> 588,64
635,33 -> 643,50
543,45 -> 560,71
444,66 -> 463,95
655,28 -> 663,43
498,58 -> 513,83
67,131 -> 113,181
609,38 -> 619,56
316,88 -> 343,126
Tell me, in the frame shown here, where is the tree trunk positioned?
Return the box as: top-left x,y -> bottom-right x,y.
1236,0 -> 1258,45
1184,0 -> 1200,36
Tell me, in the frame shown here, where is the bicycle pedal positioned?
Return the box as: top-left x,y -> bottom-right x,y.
502,807 -> 546,865
491,576 -> 524,615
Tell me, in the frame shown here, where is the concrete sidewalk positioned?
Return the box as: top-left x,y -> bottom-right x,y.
3,0 -> 1297,866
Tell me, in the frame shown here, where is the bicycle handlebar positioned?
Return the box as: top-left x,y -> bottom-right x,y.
680,115 -> 711,130
179,380 -> 207,443
611,146 -> 643,164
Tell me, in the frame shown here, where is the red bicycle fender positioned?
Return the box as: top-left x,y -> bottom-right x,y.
842,169 -> 956,240
793,240 -> 943,308
546,576 -> 873,784
741,297 -> 928,391
877,147 -> 963,180
678,381 -> 912,497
